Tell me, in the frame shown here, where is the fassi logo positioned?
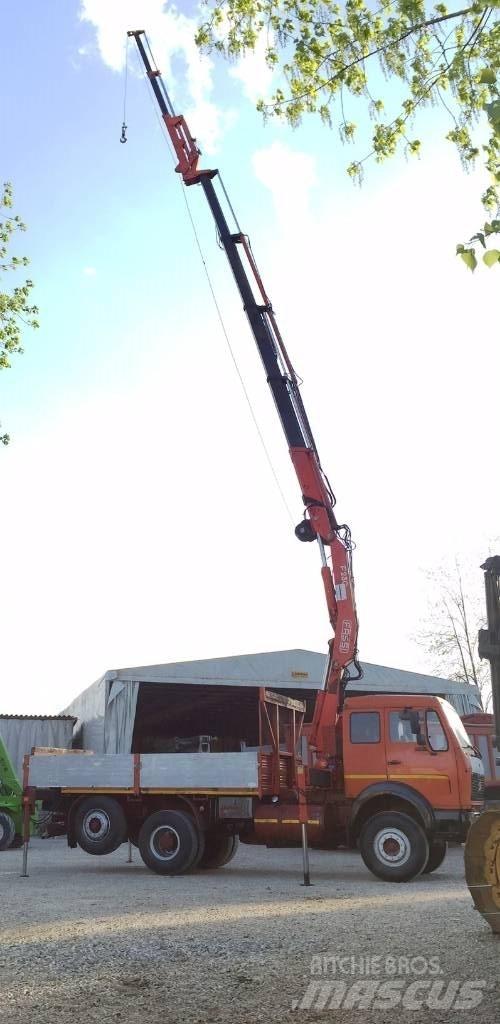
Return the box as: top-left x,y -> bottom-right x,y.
339,619 -> 353,653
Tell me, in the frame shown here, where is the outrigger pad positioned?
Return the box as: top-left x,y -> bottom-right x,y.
465,808 -> 500,934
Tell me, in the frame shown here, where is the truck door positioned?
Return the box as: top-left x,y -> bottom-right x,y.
384,706 -> 458,808
343,707 -> 388,799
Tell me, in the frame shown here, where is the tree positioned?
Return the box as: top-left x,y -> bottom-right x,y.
417,559 -> 492,708
196,1 -> 500,267
0,181 -> 39,445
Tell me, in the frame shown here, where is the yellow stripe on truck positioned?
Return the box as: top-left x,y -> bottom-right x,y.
388,774 -> 450,781
344,774 -> 387,780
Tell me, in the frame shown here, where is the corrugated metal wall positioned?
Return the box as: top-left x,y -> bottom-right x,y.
0,717 -> 75,781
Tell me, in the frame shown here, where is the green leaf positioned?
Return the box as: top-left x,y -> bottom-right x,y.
459,249 -> 477,271
485,101 -> 500,132
483,249 -> 500,267
479,68 -> 496,85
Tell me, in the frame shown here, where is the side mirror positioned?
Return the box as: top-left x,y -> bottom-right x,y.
402,708 -> 427,748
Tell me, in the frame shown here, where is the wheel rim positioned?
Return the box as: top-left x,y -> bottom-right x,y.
83,810 -> 111,843
149,825 -> 181,861
374,827 -> 411,867
0,822 -> 4,842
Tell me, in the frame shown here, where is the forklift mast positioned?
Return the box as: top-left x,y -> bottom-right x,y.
128,29 -> 360,761
464,556 -> 500,933
478,556 -> 500,747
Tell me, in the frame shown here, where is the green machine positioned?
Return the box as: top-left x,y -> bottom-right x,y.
0,734 -> 24,850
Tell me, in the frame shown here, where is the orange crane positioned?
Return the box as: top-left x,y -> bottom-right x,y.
127,29 -> 360,770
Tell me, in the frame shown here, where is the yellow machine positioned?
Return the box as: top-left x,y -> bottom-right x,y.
465,556 -> 500,932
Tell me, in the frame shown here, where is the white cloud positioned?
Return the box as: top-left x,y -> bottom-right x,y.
252,141 -> 318,224
230,32 -> 275,104
79,0 -> 229,152
83,266 -> 97,276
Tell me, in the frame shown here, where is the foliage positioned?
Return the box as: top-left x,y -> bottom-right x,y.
197,1 -> 500,265
0,182 -> 39,444
417,559 -> 492,709
456,213 -> 500,265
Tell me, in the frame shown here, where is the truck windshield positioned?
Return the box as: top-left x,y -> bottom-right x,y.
441,702 -> 475,751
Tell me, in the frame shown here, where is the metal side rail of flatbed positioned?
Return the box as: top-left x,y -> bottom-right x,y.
25,751 -> 260,796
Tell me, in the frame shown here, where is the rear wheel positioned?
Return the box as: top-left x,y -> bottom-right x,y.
0,812 -> 16,851
74,797 -> 127,855
199,831 -> 239,869
138,810 -> 202,875
423,839 -> 447,874
359,811 -> 429,882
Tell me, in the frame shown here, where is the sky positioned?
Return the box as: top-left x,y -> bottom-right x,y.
1,1 -> 499,715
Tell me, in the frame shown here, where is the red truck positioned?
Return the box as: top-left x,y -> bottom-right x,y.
22,30 -> 484,884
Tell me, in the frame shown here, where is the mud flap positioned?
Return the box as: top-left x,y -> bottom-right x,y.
464,808 -> 500,934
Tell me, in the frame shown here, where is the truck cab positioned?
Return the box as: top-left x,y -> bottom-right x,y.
341,693 -> 484,880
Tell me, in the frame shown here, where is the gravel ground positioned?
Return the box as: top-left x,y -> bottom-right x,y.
1,838 -> 499,1023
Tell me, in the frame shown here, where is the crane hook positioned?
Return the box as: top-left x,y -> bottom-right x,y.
120,122 -> 128,144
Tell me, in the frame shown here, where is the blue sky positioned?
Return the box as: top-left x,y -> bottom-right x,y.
1,1 -> 499,713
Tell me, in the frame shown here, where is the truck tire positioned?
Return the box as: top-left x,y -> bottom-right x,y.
199,832 -> 239,869
0,812 -> 16,851
138,810 -> 201,875
422,839 -> 447,874
359,811 -> 429,882
74,796 -> 127,855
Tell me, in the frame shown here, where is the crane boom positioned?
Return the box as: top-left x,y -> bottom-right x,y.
128,29 -> 360,760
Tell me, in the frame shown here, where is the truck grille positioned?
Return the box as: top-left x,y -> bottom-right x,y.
472,771 -> 485,801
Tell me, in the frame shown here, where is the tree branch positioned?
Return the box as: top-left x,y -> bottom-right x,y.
269,6 -> 475,111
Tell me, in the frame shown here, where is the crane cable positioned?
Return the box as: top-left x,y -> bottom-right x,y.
177,190 -> 296,528
132,47 -> 296,528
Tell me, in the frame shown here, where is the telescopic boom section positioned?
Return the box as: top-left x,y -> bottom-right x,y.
128,30 -> 360,760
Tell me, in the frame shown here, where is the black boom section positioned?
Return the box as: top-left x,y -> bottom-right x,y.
200,176 -> 309,452
132,32 -> 170,116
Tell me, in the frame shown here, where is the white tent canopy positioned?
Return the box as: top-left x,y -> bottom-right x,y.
62,650 -> 482,755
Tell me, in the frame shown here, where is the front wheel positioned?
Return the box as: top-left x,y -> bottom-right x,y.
423,839 -> 447,874
359,811 -> 429,882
